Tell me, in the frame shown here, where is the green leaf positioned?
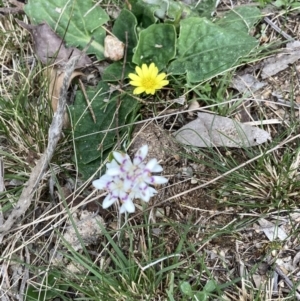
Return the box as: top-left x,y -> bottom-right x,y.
112,9 -> 138,60
24,0 -> 109,60
195,291 -> 208,301
168,17 -> 258,83
130,0 -> 197,26
273,0 -> 286,7
216,6 -> 261,33
129,0 -> 157,28
194,0 -> 218,18
69,82 -> 139,179
203,280 -> 217,293
157,0 -> 184,25
102,61 -> 135,82
132,23 -> 176,70
180,281 -> 193,296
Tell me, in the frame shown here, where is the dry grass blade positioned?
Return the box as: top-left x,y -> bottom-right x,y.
0,158 -> 4,243
0,55 -> 79,236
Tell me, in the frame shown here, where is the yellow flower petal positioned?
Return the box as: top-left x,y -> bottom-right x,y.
148,63 -> 158,78
129,63 -> 169,95
135,66 -> 143,77
156,80 -> 169,88
133,86 -> 146,94
145,88 -> 156,95
141,64 -> 148,76
156,73 -> 166,81
128,73 -> 141,82
130,80 -> 142,87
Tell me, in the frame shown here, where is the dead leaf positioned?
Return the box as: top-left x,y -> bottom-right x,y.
16,20 -> 92,68
257,218 -> 287,241
46,67 -> 83,126
173,112 -> 271,147
172,95 -> 186,105
293,251 -> 300,267
261,41 -> 300,79
231,74 -> 267,94
188,100 -> 200,116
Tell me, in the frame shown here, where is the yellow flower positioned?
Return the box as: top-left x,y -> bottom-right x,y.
128,63 -> 169,95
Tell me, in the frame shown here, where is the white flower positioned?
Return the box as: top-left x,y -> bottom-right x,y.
92,145 -> 168,214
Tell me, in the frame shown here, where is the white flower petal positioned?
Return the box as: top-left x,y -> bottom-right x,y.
122,178 -> 134,191
102,194 -> 117,209
140,190 -> 151,202
106,168 -> 121,176
133,145 -> 148,165
145,175 -> 168,185
153,175 -> 168,184
119,205 -> 126,214
106,159 -> 119,169
113,151 -> 131,165
93,174 -> 113,190
145,158 -> 158,171
121,159 -> 134,173
151,163 -> 163,173
134,183 -> 157,202
148,186 -> 158,197
120,199 -> 135,213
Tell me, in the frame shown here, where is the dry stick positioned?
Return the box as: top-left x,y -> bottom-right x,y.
116,31 -> 129,149
273,264 -> 300,300
264,17 -> 294,41
0,0 -> 24,14
18,246 -> 30,301
0,56 -> 79,235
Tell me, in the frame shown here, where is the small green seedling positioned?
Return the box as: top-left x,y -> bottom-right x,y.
180,279 -> 217,300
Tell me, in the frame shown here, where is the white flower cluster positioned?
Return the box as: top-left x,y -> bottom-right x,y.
93,145 -> 168,214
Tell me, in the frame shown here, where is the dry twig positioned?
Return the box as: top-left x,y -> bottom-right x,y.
0,55 -> 79,236
264,17 -> 294,41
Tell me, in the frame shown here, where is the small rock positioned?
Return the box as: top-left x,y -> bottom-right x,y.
104,35 -> 124,61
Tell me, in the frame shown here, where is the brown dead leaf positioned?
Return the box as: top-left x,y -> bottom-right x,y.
231,74 -> 267,94
174,112 -> 271,147
261,41 -> 300,79
16,20 -> 92,68
45,67 -> 83,126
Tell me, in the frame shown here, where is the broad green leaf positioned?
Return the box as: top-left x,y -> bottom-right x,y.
102,61 -> 135,82
194,0 -> 218,18
112,9 -> 138,60
203,280 -> 217,293
148,0 -> 184,25
24,0 -> 109,60
216,6 -> 261,33
129,0 -> 193,27
180,281 -> 193,296
168,17 -> 258,83
132,23 -> 176,70
195,291 -> 208,301
129,0 -> 157,28
69,82 -> 139,179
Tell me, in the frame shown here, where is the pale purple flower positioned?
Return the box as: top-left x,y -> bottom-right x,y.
92,145 -> 168,214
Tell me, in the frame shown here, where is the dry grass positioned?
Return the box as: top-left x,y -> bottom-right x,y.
1,0 -> 300,300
